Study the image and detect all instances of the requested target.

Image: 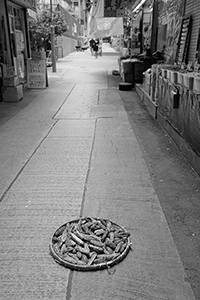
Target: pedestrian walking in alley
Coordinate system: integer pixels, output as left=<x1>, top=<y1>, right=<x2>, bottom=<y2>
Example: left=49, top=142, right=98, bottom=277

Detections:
left=98, top=38, right=103, bottom=56
left=93, top=38, right=99, bottom=58
left=89, top=38, right=95, bottom=55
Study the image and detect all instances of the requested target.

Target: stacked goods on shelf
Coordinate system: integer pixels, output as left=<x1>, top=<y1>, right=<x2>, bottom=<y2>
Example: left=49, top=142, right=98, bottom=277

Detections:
left=159, top=62, right=200, bottom=93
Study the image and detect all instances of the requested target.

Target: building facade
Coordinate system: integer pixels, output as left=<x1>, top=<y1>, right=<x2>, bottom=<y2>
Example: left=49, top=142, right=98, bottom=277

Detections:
left=134, top=0, right=200, bottom=176
left=37, top=0, right=85, bottom=57
left=0, top=0, right=36, bottom=102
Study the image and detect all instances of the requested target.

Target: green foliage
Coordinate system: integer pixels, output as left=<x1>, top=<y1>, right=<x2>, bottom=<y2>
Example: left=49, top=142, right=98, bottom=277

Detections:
left=29, top=6, right=67, bottom=51
left=123, top=4, right=133, bottom=37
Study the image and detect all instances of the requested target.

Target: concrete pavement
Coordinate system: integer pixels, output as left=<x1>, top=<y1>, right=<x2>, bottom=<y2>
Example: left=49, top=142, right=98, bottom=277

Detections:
left=0, top=44, right=196, bottom=299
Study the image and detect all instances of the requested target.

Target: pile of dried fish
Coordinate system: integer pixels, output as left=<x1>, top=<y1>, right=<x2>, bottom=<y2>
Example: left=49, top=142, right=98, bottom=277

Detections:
left=50, top=217, right=131, bottom=270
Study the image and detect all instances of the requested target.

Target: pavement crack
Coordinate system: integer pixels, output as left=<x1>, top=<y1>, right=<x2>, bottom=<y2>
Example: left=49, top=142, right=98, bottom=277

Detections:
left=97, top=89, right=100, bottom=105
left=0, top=120, right=59, bottom=204
left=65, top=119, right=97, bottom=299
left=52, top=83, right=76, bottom=119
left=66, top=270, right=74, bottom=300
left=79, top=118, right=97, bottom=218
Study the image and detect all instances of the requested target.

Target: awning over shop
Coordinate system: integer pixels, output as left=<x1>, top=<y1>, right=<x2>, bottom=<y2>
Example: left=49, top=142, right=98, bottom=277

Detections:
left=9, top=0, right=36, bottom=11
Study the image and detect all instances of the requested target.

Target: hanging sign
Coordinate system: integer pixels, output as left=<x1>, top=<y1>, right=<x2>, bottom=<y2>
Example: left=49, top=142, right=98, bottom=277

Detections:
left=27, top=59, right=46, bottom=89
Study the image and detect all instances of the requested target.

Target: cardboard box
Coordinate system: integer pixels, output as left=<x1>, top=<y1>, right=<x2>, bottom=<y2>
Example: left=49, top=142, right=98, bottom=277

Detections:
left=2, top=64, right=15, bottom=77
left=121, top=61, right=134, bottom=83
left=31, top=51, right=46, bottom=60
left=3, top=84, right=23, bottom=102
left=3, top=76, right=19, bottom=87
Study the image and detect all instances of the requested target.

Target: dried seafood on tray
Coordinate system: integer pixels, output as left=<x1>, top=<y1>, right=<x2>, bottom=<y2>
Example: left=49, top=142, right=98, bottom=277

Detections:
left=49, top=217, right=131, bottom=271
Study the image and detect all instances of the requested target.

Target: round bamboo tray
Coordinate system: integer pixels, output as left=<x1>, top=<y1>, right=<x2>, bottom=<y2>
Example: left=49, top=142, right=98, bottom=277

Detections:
left=50, top=217, right=131, bottom=271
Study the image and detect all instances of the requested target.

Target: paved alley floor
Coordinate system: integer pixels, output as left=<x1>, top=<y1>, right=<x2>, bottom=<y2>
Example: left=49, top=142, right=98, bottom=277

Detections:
left=0, top=44, right=196, bottom=300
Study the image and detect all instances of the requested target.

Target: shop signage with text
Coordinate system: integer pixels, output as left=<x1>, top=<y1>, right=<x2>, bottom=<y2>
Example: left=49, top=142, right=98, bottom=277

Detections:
left=27, top=60, right=46, bottom=89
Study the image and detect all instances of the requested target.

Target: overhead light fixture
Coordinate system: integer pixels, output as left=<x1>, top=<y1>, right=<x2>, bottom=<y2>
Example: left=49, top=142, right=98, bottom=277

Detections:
left=133, top=0, right=147, bottom=12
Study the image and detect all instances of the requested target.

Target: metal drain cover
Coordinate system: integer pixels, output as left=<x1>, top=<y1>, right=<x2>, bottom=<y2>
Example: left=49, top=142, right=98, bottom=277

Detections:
left=50, top=217, right=131, bottom=271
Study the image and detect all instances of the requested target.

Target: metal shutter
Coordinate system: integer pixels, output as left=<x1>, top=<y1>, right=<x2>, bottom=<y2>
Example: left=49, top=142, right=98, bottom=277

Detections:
left=184, top=0, right=200, bottom=62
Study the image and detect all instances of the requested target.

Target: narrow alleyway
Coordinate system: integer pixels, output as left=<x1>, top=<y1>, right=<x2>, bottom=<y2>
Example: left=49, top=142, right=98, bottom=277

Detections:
left=0, top=44, right=199, bottom=300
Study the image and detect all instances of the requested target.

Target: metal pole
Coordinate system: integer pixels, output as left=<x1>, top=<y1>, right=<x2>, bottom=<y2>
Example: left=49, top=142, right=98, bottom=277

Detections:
left=50, top=0, right=56, bottom=72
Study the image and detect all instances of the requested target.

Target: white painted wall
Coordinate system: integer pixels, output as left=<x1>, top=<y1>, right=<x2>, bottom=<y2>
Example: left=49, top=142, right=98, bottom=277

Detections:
left=56, top=35, right=77, bottom=57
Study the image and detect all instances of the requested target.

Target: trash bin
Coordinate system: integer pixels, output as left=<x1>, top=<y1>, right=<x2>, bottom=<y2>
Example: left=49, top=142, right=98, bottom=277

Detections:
left=132, top=61, right=144, bottom=84
left=121, top=60, right=134, bottom=83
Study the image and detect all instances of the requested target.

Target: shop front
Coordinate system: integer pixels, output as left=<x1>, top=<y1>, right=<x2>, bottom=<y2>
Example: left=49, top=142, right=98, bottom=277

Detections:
left=135, top=0, right=200, bottom=176
left=7, top=1, right=29, bottom=82
left=0, top=0, right=11, bottom=101
left=130, top=0, right=153, bottom=56
left=118, top=0, right=158, bottom=88
left=0, top=0, right=36, bottom=102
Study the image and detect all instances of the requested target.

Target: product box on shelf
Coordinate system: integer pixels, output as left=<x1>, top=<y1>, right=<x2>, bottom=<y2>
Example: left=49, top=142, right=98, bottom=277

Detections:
left=182, top=73, right=194, bottom=90
left=167, top=70, right=172, bottom=81
left=3, top=84, right=23, bottom=102
left=161, top=68, right=167, bottom=78
left=177, top=72, right=183, bottom=85
left=3, top=76, right=19, bottom=87
left=143, top=71, right=151, bottom=95
left=171, top=71, right=178, bottom=84
left=193, top=76, right=200, bottom=94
